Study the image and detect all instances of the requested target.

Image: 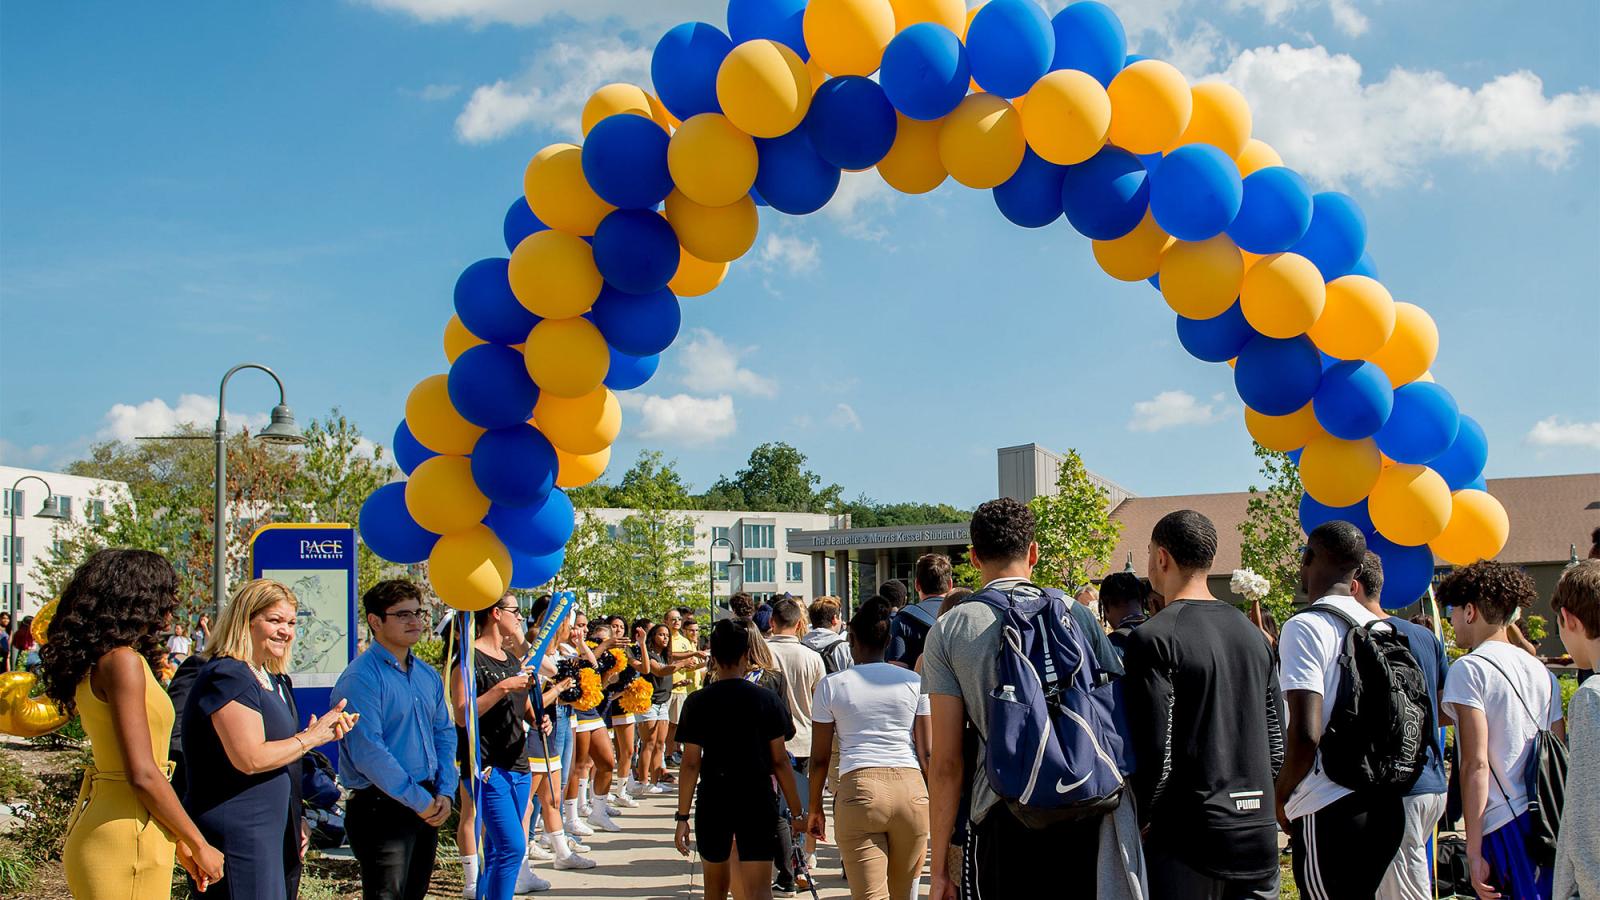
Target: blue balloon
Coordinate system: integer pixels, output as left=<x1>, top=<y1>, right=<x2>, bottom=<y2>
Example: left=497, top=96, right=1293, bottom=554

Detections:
left=1290, top=192, right=1367, bottom=280
left=806, top=76, right=897, bottom=170
left=1137, top=151, right=1163, bottom=176
left=1463, top=475, right=1489, bottom=493
left=1149, top=144, right=1243, bottom=242
left=1234, top=334, right=1323, bottom=416
left=753, top=130, right=840, bottom=215
left=1125, top=53, right=1148, bottom=65
left=652, top=22, right=732, bottom=120
left=1175, top=301, right=1256, bottom=363
left=1367, top=532, right=1437, bottom=609
left=454, top=258, right=538, bottom=345
left=471, top=425, right=559, bottom=509
left=510, top=547, right=566, bottom=590
left=359, top=482, right=438, bottom=564
left=503, top=196, right=547, bottom=253
left=880, top=23, right=971, bottom=121
left=486, top=489, right=575, bottom=557
left=393, top=420, right=438, bottom=476
left=1298, top=494, right=1375, bottom=536
left=604, top=347, right=661, bottom=391
left=590, top=284, right=682, bottom=357
left=1049, top=1, right=1126, bottom=87
left=1376, top=382, right=1461, bottom=465
left=582, top=114, right=673, bottom=210
left=1061, top=146, right=1149, bottom=240
left=1348, top=251, right=1380, bottom=279
left=593, top=209, right=680, bottom=295
left=749, top=186, right=768, bottom=207
left=727, top=0, right=808, bottom=57
left=1287, top=447, right=1303, bottom=465
left=1429, top=414, right=1488, bottom=490
left=967, top=0, right=1054, bottom=98
left=447, top=344, right=539, bottom=430
left=1227, top=166, right=1313, bottom=254
left=993, top=149, right=1068, bottom=228
left=1313, top=360, right=1394, bottom=440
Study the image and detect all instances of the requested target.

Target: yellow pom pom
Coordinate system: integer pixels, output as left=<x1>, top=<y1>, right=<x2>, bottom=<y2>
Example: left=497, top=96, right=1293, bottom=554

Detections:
left=938, top=93, right=1025, bottom=189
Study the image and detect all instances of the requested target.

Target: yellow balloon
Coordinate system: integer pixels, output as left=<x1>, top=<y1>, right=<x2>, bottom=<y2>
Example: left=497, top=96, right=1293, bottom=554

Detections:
left=669, top=114, right=759, bottom=207
left=0, top=672, right=70, bottom=738
left=938, top=93, right=1025, bottom=189
left=804, top=0, right=896, bottom=76
left=1431, top=489, right=1510, bottom=565
left=1235, top=138, right=1283, bottom=176
left=1092, top=210, right=1173, bottom=282
left=429, top=525, right=513, bottom=612
left=1021, top=70, right=1111, bottom=165
left=664, top=190, right=759, bottom=263
left=31, top=599, right=58, bottom=645
left=1309, top=275, right=1397, bottom=360
left=1368, top=463, right=1453, bottom=547
left=877, top=113, right=947, bottom=194
left=405, top=375, right=485, bottom=456
left=555, top=445, right=612, bottom=488
left=1107, top=60, right=1192, bottom=155
left=1368, top=302, right=1439, bottom=388
left=645, top=92, right=680, bottom=132
left=581, top=83, right=655, bottom=136
left=1159, top=236, right=1244, bottom=320
left=1245, top=403, right=1323, bottom=452
left=444, top=314, right=486, bottom=364
left=963, top=2, right=983, bottom=38
left=534, top=386, right=623, bottom=455
left=891, top=0, right=965, bottom=31
left=405, top=455, right=490, bottom=535
left=1240, top=252, right=1326, bottom=338
left=1177, top=81, right=1252, bottom=158
left=668, top=244, right=730, bottom=297
left=717, top=40, right=813, bottom=139
left=523, top=143, right=614, bottom=236
left=523, top=317, right=609, bottom=398
left=1299, top=434, right=1383, bottom=508
left=507, top=229, right=603, bottom=319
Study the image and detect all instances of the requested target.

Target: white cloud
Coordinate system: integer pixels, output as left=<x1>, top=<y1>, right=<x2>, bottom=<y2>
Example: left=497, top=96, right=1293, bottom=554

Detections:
left=1525, top=416, right=1600, bottom=451
left=416, top=83, right=461, bottom=101
left=757, top=232, right=821, bottom=275
left=0, top=439, right=56, bottom=467
left=619, top=392, right=737, bottom=445
left=361, top=0, right=719, bottom=28
left=1128, top=391, right=1232, bottom=432
left=1217, top=44, right=1600, bottom=188
left=677, top=329, right=778, bottom=397
left=822, top=171, right=897, bottom=240
left=455, top=39, right=651, bottom=143
left=1327, top=0, right=1369, bottom=36
left=97, top=394, right=269, bottom=444
left=828, top=403, right=863, bottom=432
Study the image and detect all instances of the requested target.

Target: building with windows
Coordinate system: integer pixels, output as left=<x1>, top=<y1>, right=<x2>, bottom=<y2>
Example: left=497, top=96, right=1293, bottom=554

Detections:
left=1, top=465, right=130, bottom=616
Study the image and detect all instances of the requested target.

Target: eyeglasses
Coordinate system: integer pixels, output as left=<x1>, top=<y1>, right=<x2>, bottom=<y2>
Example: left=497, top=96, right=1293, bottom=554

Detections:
left=379, top=609, right=425, bottom=623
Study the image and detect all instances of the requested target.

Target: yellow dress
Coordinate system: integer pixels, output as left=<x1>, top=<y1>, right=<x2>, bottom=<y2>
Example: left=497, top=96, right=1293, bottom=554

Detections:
left=63, top=654, right=178, bottom=900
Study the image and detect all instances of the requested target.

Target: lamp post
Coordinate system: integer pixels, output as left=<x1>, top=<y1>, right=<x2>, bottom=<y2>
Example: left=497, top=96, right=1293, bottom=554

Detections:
left=6, top=475, right=69, bottom=617
left=709, top=535, right=742, bottom=624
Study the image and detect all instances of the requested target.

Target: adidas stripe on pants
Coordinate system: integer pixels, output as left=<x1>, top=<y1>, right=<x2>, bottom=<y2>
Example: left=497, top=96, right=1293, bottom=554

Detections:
left=1291, top=791, right=1405, bottom=900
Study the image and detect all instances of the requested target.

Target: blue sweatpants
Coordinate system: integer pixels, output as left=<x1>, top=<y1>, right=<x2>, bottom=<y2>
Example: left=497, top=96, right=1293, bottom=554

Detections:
left=1483, top=810, right=1553, bottom=900
left=477, top=767, right=531, bottom=900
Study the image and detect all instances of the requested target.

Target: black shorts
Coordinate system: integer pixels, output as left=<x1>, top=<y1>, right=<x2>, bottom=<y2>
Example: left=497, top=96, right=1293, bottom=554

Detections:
left=695, top=792, right=779, bottom=864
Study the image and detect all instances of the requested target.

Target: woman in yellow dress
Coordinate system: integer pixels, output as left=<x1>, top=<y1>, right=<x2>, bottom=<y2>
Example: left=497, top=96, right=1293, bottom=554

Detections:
left=39, top=548, right=226, bottom=898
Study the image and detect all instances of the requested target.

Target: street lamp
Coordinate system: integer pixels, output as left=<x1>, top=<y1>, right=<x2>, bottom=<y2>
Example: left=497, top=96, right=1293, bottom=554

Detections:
left=709, top=535, right=743, bottom=624
left=7, top=475, right=69, bottom=616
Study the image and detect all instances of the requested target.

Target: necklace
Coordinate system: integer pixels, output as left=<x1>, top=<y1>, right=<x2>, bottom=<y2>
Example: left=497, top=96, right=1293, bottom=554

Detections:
left=249, top=661, right=275, bottom=692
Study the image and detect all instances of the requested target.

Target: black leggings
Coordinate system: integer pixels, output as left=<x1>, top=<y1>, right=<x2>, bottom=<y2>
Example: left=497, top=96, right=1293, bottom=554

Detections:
left=1290, top=791, right=1404, bottom=900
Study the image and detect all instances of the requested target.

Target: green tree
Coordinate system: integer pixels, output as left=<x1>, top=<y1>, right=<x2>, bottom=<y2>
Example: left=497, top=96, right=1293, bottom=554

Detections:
left=1237, top=442, right=1304, bottom=622
left=288, top=411, right=396, bottom=594
left=841, top=496, right=970, bottom=527
left=1028, top=449, right=1122, bottom=592
left=702, top=442, right=842, bottom=513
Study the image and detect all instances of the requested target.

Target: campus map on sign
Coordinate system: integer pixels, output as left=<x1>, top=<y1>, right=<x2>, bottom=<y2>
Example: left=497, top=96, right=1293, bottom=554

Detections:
left=264, top=568, right=349, bottom=678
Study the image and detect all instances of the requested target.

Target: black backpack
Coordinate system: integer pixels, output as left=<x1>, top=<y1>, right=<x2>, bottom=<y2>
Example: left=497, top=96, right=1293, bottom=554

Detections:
left=810, top=635, right=847, bottom=675
left=1479, top=654, right=1568, bottom=868
left=1293, top=604, right=1430, bottom=792
left=890, top=602, right=938, bottom=667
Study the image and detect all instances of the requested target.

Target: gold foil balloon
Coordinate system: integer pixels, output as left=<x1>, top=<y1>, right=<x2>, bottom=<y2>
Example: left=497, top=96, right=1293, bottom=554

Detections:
left=31, top=598, right=58, bottom=645
left=0, top=671, right=70, bottom=738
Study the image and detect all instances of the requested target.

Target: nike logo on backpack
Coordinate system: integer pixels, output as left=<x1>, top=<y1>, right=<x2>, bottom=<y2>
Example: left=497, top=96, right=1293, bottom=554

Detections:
left=1056, top=773, right=1091, bottom=794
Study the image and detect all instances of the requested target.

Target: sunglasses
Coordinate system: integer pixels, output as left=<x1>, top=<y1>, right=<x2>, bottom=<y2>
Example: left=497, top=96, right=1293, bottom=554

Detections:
left=377, top=609, right=425, bottom=623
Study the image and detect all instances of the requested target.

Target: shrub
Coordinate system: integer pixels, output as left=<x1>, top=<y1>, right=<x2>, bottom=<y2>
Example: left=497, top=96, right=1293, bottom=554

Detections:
left=0, top=840, right=36, bottom=896
left=0, top=755, right=31, bottom=805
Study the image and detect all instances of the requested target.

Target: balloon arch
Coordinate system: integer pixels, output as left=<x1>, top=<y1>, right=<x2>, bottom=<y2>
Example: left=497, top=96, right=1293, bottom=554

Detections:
left=358, top=0, right=1508, bottom=613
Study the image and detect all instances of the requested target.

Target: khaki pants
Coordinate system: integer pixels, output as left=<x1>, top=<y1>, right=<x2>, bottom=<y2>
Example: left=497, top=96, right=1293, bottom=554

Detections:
left=833, top=767, right=930, bottom=900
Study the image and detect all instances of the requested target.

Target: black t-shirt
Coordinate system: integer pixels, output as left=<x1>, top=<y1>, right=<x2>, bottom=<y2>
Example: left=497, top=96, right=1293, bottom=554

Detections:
left=456, top=648, right=529, bottom=773
left=648, top=647, right=672, bottom=704
left=1121, top=600, right=1284, bottom=879
left=675, top=677, right=792, bottom=807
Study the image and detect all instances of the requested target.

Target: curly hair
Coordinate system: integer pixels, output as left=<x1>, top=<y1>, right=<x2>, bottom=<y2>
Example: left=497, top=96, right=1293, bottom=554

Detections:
left=970, top=498, right=1035, bottom=564
left=39, top=549, right=179, bottom=715
left=1436, top=560, right=1536, bottom=625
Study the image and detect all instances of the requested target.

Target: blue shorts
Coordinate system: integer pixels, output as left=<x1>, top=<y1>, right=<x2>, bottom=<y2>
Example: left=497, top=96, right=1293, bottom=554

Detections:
left=637, top=700, right=669, bottom=723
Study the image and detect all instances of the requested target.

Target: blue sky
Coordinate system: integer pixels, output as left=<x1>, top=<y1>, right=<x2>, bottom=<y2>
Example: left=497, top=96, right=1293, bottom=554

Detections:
left=2, top=0, right=1597, bottom=509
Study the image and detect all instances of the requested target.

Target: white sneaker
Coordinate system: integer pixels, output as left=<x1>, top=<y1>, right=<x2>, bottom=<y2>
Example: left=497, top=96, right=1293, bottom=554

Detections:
left=548, top=833, right=591, bottom=854
left=625, top=777, right=646, bottom=795
left=462, top=882, right=478, bottom=900
left=525, top=838, right=554, bottom=861
left=514, top=860, right=550, bottom=894
left=611, top=791, right=639, bottom=809
left=647, top=782, right=673, bottom=795
left=603, top=797, right=623, bottom=816
left=579, top=801, right=593, bottom=818
left=565, top=815, right=595, bottom=837
left=587, top=803, right=622, bottom=833
left=554, top=851, right=597, bottom=870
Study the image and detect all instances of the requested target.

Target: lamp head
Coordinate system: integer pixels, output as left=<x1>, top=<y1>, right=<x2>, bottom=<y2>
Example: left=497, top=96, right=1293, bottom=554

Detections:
left=257, top=404, right=304, bottom=445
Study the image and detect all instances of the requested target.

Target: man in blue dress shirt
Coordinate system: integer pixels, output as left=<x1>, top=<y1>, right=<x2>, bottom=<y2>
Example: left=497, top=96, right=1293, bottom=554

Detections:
left=333, top=579, right=458, bottom=900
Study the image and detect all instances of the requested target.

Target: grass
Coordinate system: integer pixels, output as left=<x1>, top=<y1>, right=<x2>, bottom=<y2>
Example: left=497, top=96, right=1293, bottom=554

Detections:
left=0, top=842, right=35, bottom=897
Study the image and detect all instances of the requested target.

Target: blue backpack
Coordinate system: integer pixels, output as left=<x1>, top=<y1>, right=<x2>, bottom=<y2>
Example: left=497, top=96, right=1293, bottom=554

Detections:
left=976, top=582, right=1132, bottom=827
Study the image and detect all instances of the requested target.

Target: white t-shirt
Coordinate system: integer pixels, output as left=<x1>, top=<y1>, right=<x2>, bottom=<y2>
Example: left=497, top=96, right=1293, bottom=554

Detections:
left=1277, top=595, right=1388, bottom=820
left=810, top=662, right=929, bottom=776
left=166, top=634, right=192, bottom=657
left=1442, top=640, right=1564, bottom=835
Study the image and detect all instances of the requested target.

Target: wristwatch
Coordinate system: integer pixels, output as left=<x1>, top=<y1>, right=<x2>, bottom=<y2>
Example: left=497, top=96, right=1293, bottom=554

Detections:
left=674, top=812, right=691, bottom=822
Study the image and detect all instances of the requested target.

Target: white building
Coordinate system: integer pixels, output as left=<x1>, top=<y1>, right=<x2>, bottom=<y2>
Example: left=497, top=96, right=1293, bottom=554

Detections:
left=1, top=465, right=130, bottom=616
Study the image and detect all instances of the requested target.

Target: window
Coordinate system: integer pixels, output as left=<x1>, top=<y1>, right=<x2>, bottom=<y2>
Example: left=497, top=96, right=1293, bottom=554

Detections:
left=714, top=561, right=730, bottom=582
left=605, top=524, right=619, bottom=541
left=711, top=526, right=730, bottom=544
left=744, top=558, right=776, bottom=583
left=0, top=536, right=21, bottom=564
left=786, top=561, right=804, bottom=582
left=680, top=524, right=696, bottom=547
left=52, top=495, right=73, bottom=520
left=0, top=489, right=20, bottom=517
left=52, top=539, right=69, bottom=557
left=743, top=524, right=774, bottom=549
left=88, top=499, right=107, bottom=524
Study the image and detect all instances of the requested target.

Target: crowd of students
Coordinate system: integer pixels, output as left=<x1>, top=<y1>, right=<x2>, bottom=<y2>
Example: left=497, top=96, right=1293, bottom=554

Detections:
left=28, top=510, right=1600, bottom=900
